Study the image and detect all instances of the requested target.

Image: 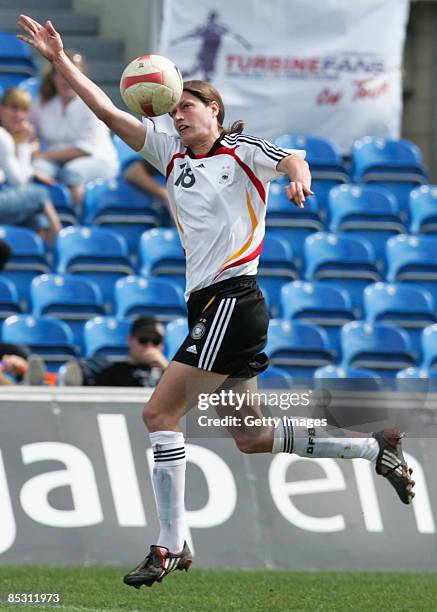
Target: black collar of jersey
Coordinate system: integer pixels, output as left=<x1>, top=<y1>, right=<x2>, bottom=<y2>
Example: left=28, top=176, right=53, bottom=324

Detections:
left=186, top=134, right=224, bottom=159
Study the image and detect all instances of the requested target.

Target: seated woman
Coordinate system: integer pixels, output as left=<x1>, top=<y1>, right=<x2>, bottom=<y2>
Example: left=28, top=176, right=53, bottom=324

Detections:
left=0, top=88, right=61, bottom=242
left=31, top=50, right=119, bottom=208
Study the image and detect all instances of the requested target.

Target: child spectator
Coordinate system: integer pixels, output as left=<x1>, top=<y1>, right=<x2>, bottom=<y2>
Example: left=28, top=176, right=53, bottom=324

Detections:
left=0, top=88, right=61, bottom=242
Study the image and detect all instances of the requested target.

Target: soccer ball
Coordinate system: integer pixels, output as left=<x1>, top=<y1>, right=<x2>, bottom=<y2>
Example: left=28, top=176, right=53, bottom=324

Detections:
left=119, top=54, right=183, bottom=117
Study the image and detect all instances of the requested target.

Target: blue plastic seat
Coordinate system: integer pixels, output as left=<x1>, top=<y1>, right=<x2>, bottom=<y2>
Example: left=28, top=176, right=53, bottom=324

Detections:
left=363, top=282, right=436, bottom=358
left=409, top=185, right=437, bottom=235
left=340, top=321, right=415, bottom=377
left=266, top=183, right=323, bottom=267
left=0, top=276, right=21, bottom=320
left=0, top=33, right=36, bottom=88
left=83, top=316, right=131, bottom=360
left=82, top=179, right=160, bottom=251
left=257, top=366, right=294, bottom=389
left=266, top=320, right=333, bottom=378
left=1, top=314, right=76, bottom=371
left=396, top=366, right=437, bottom=392
left=313, top=365, right=383, bottom=391
left=422, top=324, right=437, bottom=369
left=139, top=228, right=186, bottom=291
left=352, top=137, right=427, bottom=217
left=258, top=233, right=298, bottom=318
left=43, top=182, right=77, bottom=226
left=386, top=234, right=437, bottom=303
left=352, top=137, right=426, bottom=178
left=115, top=275, right=186, bottom=321
left=0, top=225, right=50, bottom=310
left=18, top=76, right=41, bottom=99
left=31, top=274, right=105, bottom=354
left=56, top=226, right=133, bottom=307
left=280, top=280, right=354, bottom=357
left=112, top=135, right=141, bottom=171
left=304, top=232, right=380, bottom=316
left=328, top=184, right=404, bottom=268
left=164, top=317, right=188, bottom=360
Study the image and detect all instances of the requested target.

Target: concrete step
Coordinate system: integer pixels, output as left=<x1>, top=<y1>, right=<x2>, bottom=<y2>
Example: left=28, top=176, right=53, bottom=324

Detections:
left=62, top=36, right=124, bottom=60
left=0, top=0, right=72, bottom=9
left=1, top=10, right=98, bottom=35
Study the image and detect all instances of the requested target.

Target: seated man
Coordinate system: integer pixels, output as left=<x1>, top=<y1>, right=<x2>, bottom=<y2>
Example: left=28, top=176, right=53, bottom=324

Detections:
left=63, top=316, right=168, bottom=386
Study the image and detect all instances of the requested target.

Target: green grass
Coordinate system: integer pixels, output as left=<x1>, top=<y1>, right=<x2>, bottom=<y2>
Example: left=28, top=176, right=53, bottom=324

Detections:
left=0, top=567, right=436, bottom=611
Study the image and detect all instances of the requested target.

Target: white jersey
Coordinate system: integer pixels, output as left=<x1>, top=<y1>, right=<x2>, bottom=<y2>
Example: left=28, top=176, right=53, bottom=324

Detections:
left=139, top=119, right=306, bottom=299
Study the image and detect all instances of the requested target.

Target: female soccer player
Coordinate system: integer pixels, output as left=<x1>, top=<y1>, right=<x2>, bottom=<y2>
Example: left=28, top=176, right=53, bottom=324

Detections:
left=18, top=14, right=415, bottom=589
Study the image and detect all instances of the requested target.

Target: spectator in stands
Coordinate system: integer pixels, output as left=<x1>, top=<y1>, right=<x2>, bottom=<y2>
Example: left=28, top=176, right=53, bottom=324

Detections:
left=0, top=345, right=45, bottom=386
left=30, top=50, right=119, bottom=209
left=124, top=158, right=170, bottom=212
left=62, top=316, right=168, bottom=386
left=0, top=88, right=62, bottom=242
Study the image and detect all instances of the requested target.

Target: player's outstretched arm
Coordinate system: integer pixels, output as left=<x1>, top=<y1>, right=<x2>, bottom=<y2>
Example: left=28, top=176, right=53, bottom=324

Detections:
left=17, top=15, right=147, bottom=151
left=276, top=155, right=314, bottom=208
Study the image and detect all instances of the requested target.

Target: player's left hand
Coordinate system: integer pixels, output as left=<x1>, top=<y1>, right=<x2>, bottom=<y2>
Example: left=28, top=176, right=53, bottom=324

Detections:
left=285, top=181, right=314, bottom=208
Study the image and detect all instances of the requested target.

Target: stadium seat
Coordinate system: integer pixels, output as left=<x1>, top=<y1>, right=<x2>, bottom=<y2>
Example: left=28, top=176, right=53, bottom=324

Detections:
left=0, top=276, right=21, bottom=321
left=82, top=179, right=160, bottom=252
left=351, top=137, right=427, bottom=218
left=386, top=234, right=437, bottom=303
left=257, top=366, right=294, bottom=389
left=266, top=184, right=323, bottom=267
left=43, top=182, right=77, bottom=227
left=164, top=317, right=188, bottom=360
left=0, top=225, right=50, bottom=310
left=83, top=316, right=131, bottom=360
left=112, top=134, right=141, bottom=171
left=30, top=274, right=105, bottom=354
left=274, top=134, right=349, bottom=208
left=396, top=366, right=437, bottom=392
left=2, top=314, right=76, bottom=371
left=0, top=32, right=36, bottom=89
left=258, top=233, right=298, bottom=317
left=313, top=365, right=383, bottom=390
left=55, top=226, right=134, bottom=308
left=266, top=320, right=334, bottom=378
left=280, top=280, right=355, bottom=357
left=304, top=232, right=380, bottom=316
left=138, top=228, right=186, bottom=291
left=18, top=75, right=41, bottom=99
left=114, top=275, right=186, bottom=321
left=363, top=282, right=436, bottom=358
left=340, top=321, right=415, bottom=377
left=328, top=184, right=405, bottom=268
left=421, top=324, right=437, bottom=369
left=409, top=185, right=437, bottom=235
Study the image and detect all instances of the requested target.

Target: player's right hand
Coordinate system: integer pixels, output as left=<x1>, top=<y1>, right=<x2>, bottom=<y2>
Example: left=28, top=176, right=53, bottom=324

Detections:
left=17, top=15, right=64, bottom=62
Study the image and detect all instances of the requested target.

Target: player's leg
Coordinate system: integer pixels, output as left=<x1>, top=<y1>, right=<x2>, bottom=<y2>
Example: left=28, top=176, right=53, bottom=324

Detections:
left=124, top=360, right=228, bottom=589
left=222, top=376, right=415, bottom=505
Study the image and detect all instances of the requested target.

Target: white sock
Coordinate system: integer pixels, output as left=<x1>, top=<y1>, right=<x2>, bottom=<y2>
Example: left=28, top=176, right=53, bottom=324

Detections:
left=272, top=419, right=379, bottom=462
left=149, top=430, right=186, bottom=553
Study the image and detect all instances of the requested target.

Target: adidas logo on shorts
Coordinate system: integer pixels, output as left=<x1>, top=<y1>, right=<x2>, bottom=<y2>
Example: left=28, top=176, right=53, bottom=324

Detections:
left=186, top=345, right=198, bottom=354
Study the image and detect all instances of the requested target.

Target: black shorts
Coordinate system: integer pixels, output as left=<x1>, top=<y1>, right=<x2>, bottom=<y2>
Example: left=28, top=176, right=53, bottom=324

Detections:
left=173, top=275, right=270, bottom=378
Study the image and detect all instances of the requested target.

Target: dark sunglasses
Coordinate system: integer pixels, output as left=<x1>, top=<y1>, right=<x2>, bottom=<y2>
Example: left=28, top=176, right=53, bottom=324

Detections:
left=135, top=335, right=162, bottom=346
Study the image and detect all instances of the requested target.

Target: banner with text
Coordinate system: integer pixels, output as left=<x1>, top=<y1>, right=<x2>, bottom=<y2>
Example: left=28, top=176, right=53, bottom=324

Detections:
left=160, top=0, right=410, bottom=153
left=0, top=388, right=435, bottom=569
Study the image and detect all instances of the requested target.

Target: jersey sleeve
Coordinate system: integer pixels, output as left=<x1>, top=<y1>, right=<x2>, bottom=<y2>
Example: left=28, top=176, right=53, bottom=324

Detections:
left=234, top=135, right=306, bottom=183
left=138, top=118, right=182, bottom=176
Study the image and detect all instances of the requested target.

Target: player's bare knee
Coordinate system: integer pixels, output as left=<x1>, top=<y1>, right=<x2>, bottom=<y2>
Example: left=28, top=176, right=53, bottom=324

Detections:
left=142, top=400, right=163, bottom=430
